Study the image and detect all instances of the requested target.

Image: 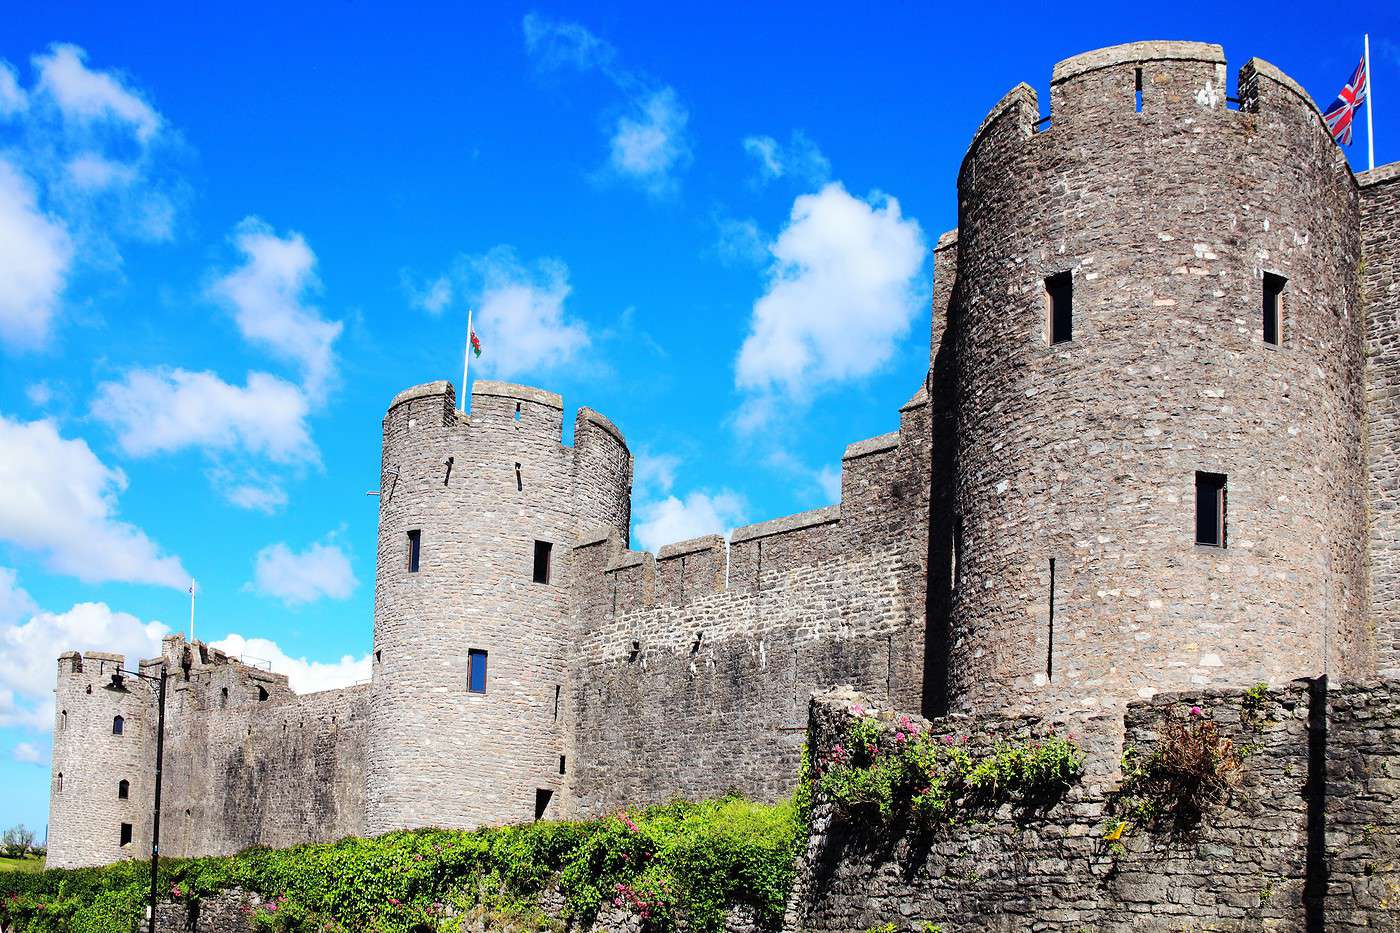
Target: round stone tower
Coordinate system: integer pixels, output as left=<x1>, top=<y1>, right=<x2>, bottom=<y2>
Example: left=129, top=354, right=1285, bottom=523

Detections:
left=47, top=650, right=158, bottom=868
left=365, top=379, right=630, bottom=833
left=945, top=42, right=1370, bottom=716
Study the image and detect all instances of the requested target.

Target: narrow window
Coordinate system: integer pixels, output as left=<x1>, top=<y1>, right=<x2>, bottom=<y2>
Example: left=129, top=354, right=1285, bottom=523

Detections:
left=257, top=685, right=268, bottom=702
left=515, top=462, right=523, bottom=492
left=553, top=685, right=560, bottom=720
left=56, top=772, right=62, bottom=794
left=375, top=650, right=382, bottom=664
left=1134, top=67, right=1143, bottom=112
left=534, top=788, right=554, bottom=820
left=559, top=755, right=567, bottom=775
left=532, top=540, right=553, bottom=584
left=119, top=822, right=133, bottom=847
left=112, top=715, right=124, bottom=736
left=60, top=710, right=66, bottom=731
left=1263, top=273, right=1286, bottom=346
left=406, top=529, right=421, bottom=573
left=1045, top=272, right=1073, bottom=344
left=468, top=648, right=488, bottom=694
left=514, top=401, right=522, bottom=422
left=118, top=779, right=129, bottom=800
left=1195, top=472, right=1227, bottom=547
left=1046, top=558, right=1056, bottom=681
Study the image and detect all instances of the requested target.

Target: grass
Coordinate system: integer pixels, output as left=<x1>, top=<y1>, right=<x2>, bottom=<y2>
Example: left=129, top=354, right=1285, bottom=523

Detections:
left=0, top=855, right=45, bottom=874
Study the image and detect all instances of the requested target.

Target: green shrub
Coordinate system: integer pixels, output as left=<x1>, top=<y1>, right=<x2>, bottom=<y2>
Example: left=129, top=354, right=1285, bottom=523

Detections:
left=0, top=797, right=797, bottom=933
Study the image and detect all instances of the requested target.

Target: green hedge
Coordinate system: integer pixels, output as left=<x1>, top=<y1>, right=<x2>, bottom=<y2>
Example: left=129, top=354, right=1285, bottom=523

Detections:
left=0, top=796, right=797, bottom=933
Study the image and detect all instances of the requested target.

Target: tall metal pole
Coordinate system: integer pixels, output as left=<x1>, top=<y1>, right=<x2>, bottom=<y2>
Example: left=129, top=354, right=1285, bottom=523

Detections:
left=1365, top=33, right=1375, bottom=172
left=147, top=668, right=167, bottom=933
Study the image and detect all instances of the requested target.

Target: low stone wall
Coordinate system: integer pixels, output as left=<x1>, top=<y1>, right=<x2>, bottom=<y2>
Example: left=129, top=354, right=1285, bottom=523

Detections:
left=788, top=679, right=1400, bottom=932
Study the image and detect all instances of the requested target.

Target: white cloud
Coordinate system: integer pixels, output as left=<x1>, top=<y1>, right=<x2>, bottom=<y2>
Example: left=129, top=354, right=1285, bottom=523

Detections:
left=633, top=450, right=680, bottom=497
left=223, top=481, right=289, bottom=514
left=609, top=89, right=690, bottom=195
left=742, top=131, right=830, bottom=188
left=459, top=247, right=588, bottom=379
left=93, top=367, right=317, bottom=465
left=209, top=218, right=342, bottom=392
left=403, top=272, right=453, bottom=315
left=0, top=597, right=169, bottom=730
left=713, top=215, right=767, bottom=267
left=0, top=157, right=73, bottom=351
left=522, top=13, right=619, bottom=77
left=13, top=742, right=44, bottom=765
left=635, top=490, right=747, bottom=553
left=65, top=152, right=137, bottom=191
left=251, top=537, right=357, bottom=606
left=815, top=466, right=842, bottom=503
left=0, top=416, right=188, bottom=588
left=0, top=568, right=37, bottom=627
left=735, top=182, right=925, bottom=425
left=209, top=633, right=369, bottom=694
left=33, top=43, right=161, bottom=143
left=0, top=61, right=27, bottom=117
left=25, top=382, right=52, bottom=407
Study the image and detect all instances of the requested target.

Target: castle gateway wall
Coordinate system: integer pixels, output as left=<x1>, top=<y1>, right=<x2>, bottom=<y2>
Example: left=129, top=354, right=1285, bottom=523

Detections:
left=565, top=390, right=932, bottom=816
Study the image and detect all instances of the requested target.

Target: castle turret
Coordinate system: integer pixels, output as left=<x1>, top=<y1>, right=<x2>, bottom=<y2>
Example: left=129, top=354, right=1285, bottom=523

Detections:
left=365, top=380, right=630, bottom=832
left=943, top=42, right=1370, bottom=716
left=47, top=650, right=159, bottom=868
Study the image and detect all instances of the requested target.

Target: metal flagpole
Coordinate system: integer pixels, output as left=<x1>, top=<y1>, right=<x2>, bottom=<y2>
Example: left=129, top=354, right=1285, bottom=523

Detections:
left=188, top=579, right=196, bottom=642
left=1366, top=33, right=1375, bottom=172
left=461, top=307, right=473, bottom=413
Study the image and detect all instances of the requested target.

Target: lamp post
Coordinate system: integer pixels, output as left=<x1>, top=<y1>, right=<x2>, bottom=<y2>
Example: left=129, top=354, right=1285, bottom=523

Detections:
left=104, top=664, right=168, bottom=933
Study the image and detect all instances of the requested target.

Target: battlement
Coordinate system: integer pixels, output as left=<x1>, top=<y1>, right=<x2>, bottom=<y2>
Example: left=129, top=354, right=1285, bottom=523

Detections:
left=959, top=42, right=1355, bottom=193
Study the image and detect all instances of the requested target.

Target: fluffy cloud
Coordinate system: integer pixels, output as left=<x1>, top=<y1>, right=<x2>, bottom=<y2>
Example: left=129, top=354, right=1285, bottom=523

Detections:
left=222, top=481, right=289, bottom=514
left=0, top=595, right=169, bottom=730
left=0, top=61, right=26, bottom=116
left=522, top=14, right=691, bottom=195
left=634, top=490, right=747, bottom=553
left=713, top=215, right=767, bottom=267
left=93, top=368, right=317, bottom=464
left=403, top=272, right=453, bottom=315
left=609, top=89, right=690, bottom=195
left=0, top=416, right=188, bottom=588
left=735, top=182, right=925, bottom=424
left=0, top=157, right=73, bottom=350
left=0, top=568, right=37, bottom=628
left=208, top=218, right=342, bottom=393
left=742, top=131, right=830, bottom=188
left=251, top=537, right=357, bottom=607
left=13, top=741, right=45, bottom=764
left=209, top=633, right=369, bottom=694
left=633, top=450, right=680, bottom=497
left=32, top=43, right=161, bottom=142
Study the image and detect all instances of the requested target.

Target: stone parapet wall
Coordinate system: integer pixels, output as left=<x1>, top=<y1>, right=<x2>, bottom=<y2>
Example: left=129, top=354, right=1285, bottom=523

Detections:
left=789, top=679, right=1400, bottom=932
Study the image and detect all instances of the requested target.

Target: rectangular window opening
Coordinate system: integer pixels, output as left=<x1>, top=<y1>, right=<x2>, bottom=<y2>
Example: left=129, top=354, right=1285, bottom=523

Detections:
left=534, top=788, right=554, bottom=821
left=514, top=401, right=522, bottom=422
left=532, top=540, right=553, bottom=584
left=119, top=822, right=133, bottom=847
left=1195, top=472, right=1227, bottom=547
left=553, top=684, right=560, bottom=720
left=515, top=462, right=523, bottom=492
left=406, top=529, right=421, bottom=573
left=1046, top=558, right=1056, bottom=681
left=1134, top=67, right=1143, bottom=112
left=559, top=755, right=566, bottom=775
left=1263, top=272, right=1286, bottom=346
left=468, top=648, right=488, bottom=694
left=1045, top=271, right=1073, bottom=344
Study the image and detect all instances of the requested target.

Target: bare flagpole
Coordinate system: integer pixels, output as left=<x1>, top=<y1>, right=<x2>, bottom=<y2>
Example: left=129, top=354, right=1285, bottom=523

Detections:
left=467, top=305, right=478, bottom=411
left=188, top=579, right=196, bottom=642
left=1366, top=33, right=1375, bottom=172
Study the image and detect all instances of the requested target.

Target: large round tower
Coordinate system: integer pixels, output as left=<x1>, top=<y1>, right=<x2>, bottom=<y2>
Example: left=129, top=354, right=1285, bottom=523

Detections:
left=365, top=380, right=630, bottom=833
left=945, top=42, right=1370, bottom=715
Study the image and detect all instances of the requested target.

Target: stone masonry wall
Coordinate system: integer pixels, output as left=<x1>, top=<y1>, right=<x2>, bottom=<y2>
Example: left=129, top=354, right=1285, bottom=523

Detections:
left=789, top=679, right=1400, bottom=932
left=948, top=41, right=1371, bottom=719
left=567, top=391, right=931, bottom=816
left=1362, top=163, right=1400, bottom=676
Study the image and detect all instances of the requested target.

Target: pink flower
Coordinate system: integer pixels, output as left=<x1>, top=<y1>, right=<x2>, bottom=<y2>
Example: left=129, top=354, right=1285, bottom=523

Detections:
left=895, top=732, right=908, bottom=744
left=850, top=703, right=866, bottom=716
left=941, top=734, right=955, bottom=745
left=389, top=898, right=400, bottom=907
left=1189, top=705, right=1203, bottom=718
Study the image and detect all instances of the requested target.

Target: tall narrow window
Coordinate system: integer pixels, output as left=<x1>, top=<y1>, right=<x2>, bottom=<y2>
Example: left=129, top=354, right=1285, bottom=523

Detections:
left=534, top=788, right=554, bottom=820
left=1195, top=472, right=1227, bottom=547
left=533, top=540, right=553, bottom=584
left=1263, top=273, right=1286, bottom=346
left=1134, top=67, right=1143, bottom=112
left=118, top=779, right=129, bottom=800
left=559, top=755, right=567, bottom=775
left=56, top=773, right=62, bottom=794
left=119, top=822, right=133, bottom=846
left=514, top=401, right=522, bottom=422
left=406, top=529, right=421, bottom=573
left=515, top=462, right=523, bottom=492
left=553, top=685, right=561, bottom=720
left=468, top=648, right=488, bottom=694
left=112, top=715, right=124, bottom=736
left=60, top=710, right=66, bottom=731
left=1045, top=272, right=1073, bottom=344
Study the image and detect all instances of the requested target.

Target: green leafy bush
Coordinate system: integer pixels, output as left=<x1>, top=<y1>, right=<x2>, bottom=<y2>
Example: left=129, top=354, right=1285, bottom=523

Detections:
left=0, top=796, right=797, bottom=933
left=810, top=708, right=1084, bottom=826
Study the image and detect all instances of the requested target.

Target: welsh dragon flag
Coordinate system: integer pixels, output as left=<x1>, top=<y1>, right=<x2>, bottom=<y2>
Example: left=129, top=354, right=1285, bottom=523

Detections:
left=469, top=327, right=481, bottom=358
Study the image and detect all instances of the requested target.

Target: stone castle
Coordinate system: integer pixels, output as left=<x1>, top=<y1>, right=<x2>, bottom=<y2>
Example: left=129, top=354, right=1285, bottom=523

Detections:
left=46, top=40, right=1400, bottom=870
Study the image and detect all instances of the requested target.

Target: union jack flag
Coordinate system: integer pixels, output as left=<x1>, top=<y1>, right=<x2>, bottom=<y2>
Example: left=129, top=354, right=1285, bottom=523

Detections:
left=1323, top=57, right=1368, bottom=145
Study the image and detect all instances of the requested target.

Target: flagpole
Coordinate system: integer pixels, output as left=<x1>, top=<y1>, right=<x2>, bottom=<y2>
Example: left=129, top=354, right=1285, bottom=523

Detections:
left=188, top=579, right=196, bottom=643
left=1366, top=33, right=1375, bottom=172
left=461, top=307, right=473, bottom=413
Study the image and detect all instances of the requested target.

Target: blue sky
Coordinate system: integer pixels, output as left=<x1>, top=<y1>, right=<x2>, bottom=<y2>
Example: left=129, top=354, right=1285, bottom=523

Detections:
left=1, top=1, right=1397, bottom=838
